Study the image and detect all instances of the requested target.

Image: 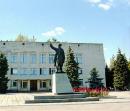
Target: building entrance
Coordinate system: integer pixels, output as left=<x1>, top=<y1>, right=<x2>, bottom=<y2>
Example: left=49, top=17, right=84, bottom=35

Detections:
left=30, top=80, right=37, bottom=91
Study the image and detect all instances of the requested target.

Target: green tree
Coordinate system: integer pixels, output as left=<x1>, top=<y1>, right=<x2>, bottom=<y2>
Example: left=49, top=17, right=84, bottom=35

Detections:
left=15, top=34, right=36, bottom=42
left=128, top=60, right=130, bottom=70
left=110, top=55, right=115, bottom=71
left=128, top=60, right=130, bottom=89
left=15, top=34, right=29, bottom=41
left=105, top=65, right=112, bottom=88
left=89, top=68, right=99, bottom=81
left=64, top=46, right=80, bottom=88
left=0, top=53, right=9, bottom=93
left=88, top=68, right=104, bottom=88
left=106, top=56, right=116, bottom=89
left=113, top=49, right=129, bottom=90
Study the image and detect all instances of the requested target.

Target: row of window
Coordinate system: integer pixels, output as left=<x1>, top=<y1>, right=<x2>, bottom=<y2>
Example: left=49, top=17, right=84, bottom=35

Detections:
left=10, top=68, right=83, bottom=75
left=11, top=79, right=84, bottom=88
left=6, top=54, right=53, bottom=64
left=6, top=53, right=82, bottom=64
left=11, top=80, right=47, bottom=88
left=11, top=68, right=56, bottom=75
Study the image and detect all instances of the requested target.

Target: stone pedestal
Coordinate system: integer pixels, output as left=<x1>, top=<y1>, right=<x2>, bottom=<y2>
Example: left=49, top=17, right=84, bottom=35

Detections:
left=52, top=73, right=73, bottom=94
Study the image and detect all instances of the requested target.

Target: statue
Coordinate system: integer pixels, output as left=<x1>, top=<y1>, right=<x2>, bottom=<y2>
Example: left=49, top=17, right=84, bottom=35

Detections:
left=50, top=43, right=65, bottom=73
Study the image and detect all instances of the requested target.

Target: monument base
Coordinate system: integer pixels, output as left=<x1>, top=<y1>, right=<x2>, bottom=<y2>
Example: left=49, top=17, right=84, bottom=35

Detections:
left=52, top=73, right=73, bottom=94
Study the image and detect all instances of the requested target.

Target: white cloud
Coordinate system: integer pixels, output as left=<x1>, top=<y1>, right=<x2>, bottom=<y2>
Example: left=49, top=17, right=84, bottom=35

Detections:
left=98, top=3, right=112, bottom=10
left=86, top=0, right=112, bottom=10
left=42, top=27, right=65, bottom=37
left=87, top=0, right=101, bottom=4
left=85, top=0, right=130, bottom=11
left=55, top=27, right=65, bottom=35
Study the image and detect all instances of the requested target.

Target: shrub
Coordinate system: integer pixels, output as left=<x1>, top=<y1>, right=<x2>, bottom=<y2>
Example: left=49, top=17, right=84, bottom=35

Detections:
left=73, top=87, right=109, bottom=97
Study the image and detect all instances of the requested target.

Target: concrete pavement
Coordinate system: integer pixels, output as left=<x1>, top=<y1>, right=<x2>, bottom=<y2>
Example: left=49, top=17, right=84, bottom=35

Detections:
left=0, top=91, right=130, bottom=111
left=0, top=92, right=53, bottom=106
left=0, top=91, right=130, bottom=106
left=0, top=102, right=130, bottom=111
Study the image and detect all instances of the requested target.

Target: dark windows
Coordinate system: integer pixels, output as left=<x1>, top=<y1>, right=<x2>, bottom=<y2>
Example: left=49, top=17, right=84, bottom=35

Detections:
left=11, top=68, right=18, bottom=75
left=40, top=81, right=46, bottom=88
left=11, top=80, right=17, bottom=87
left=49, top=68, right=56, bottom=75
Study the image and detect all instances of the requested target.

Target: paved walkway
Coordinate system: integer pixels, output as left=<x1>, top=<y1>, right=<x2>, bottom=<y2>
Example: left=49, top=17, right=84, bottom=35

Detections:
left=0, top=91, right=130, bottom=106
left=0, top=92, right=53, bottom=106
left=0, top=93, right=32, bottom=106
left=0, top=91, right=130, bottom=111
left=1, top=102, right=130, bottom=111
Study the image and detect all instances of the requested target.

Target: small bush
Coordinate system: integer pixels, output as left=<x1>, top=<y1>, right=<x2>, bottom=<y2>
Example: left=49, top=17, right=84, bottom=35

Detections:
left=73, top=87, right=109, bottom=97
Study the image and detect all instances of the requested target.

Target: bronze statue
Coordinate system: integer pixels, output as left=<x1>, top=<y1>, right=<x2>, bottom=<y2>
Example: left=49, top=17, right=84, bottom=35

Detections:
left=50, top=43, right=65, bottom=73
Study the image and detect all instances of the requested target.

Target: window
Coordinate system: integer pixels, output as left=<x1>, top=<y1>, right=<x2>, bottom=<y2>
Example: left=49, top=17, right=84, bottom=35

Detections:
left=49, top=54, right=55, bottom=64
left=19, top=68, right=39, bottom=75
left=75, top=53, right=82, bottom=64
left=30, top=53, right=36, bottom=64
left=23, top=82, right=27, bottom=88
left=40, top=54, right=46, bottom=64
left=49, top=68, right=56, bottom=75
left=79, top=79, right=83, bottom=86
left=10, top=54, right=17, bottom=63
left=40, top=81, right=46, bottom=88
left=49, top=80, right=51, bottom=86
left=11, top=68, right=18, bottom=75
left=19, top=69, right=25, bottom=75
left=40, top=68, right=49, bottom=75
left=21, top=81, right=28, bottom=88
left=78, top=68, right=83, bottom=74
left=26, top=68, right=33, bottom=75
left=31, top=68, right=39, bottom=75
left=20, top=53, right=28, bottom=64
left=11, top=80, right=17, bottom=87
left=19, top=69, right=29, bottom=75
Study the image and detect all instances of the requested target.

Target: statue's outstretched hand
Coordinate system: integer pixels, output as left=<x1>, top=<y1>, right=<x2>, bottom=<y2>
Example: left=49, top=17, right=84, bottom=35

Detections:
left=49, top=42, right=52, bottom=46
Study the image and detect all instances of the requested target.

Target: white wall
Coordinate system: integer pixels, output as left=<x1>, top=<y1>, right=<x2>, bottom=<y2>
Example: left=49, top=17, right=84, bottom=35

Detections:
left=0, top=41, right=106, bottom=90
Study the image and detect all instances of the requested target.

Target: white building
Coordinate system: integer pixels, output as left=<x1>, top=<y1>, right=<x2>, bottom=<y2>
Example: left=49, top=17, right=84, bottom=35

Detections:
left=0, top=41, right=106, bottom=92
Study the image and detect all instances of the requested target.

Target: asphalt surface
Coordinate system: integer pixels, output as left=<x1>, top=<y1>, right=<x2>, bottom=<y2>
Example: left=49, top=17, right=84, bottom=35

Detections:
left=0, top=91, right=130, bottom=111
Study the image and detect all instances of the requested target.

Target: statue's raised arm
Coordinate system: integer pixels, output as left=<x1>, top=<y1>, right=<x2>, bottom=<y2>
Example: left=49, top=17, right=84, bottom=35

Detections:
left=50, top=43, right=58, bottom=52
left=50, top=43, right=65, bottom=73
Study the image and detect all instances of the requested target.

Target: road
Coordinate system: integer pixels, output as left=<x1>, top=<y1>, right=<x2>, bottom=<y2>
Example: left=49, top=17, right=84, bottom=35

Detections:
left=0, top=102, right=130, bottom=111
left=0, top=91, right=130, bottom=111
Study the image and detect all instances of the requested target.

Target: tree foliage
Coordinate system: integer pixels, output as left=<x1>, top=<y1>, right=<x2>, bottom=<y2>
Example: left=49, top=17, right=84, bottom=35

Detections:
left=0, top=53, right=9, bottom=93
left=128, top=60, right=130, bottom=70
left=64, top=46, right=80, bottom=88
left=109, top=55, right=115, bottom=71
left=89, top=68, right=99, bottom=81
left=128, top=60, right=130, bottom=87
left=113, top=49, right=129, bottom=90
left=105, top=65, right=113, bottom=88
left=88, top=68, right=104, bottom=88
left=105, top=56, right=116, bottom=89
left=15, top=34, right=36, bottom=42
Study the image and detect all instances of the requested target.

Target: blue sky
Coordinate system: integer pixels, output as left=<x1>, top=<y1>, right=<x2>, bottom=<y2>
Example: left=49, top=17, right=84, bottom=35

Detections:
left=0, top=0, right=130, bottom=64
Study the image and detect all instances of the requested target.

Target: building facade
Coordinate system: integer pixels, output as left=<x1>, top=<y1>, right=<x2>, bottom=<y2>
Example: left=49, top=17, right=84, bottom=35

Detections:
left=0, top=41, right=106, bottom=92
